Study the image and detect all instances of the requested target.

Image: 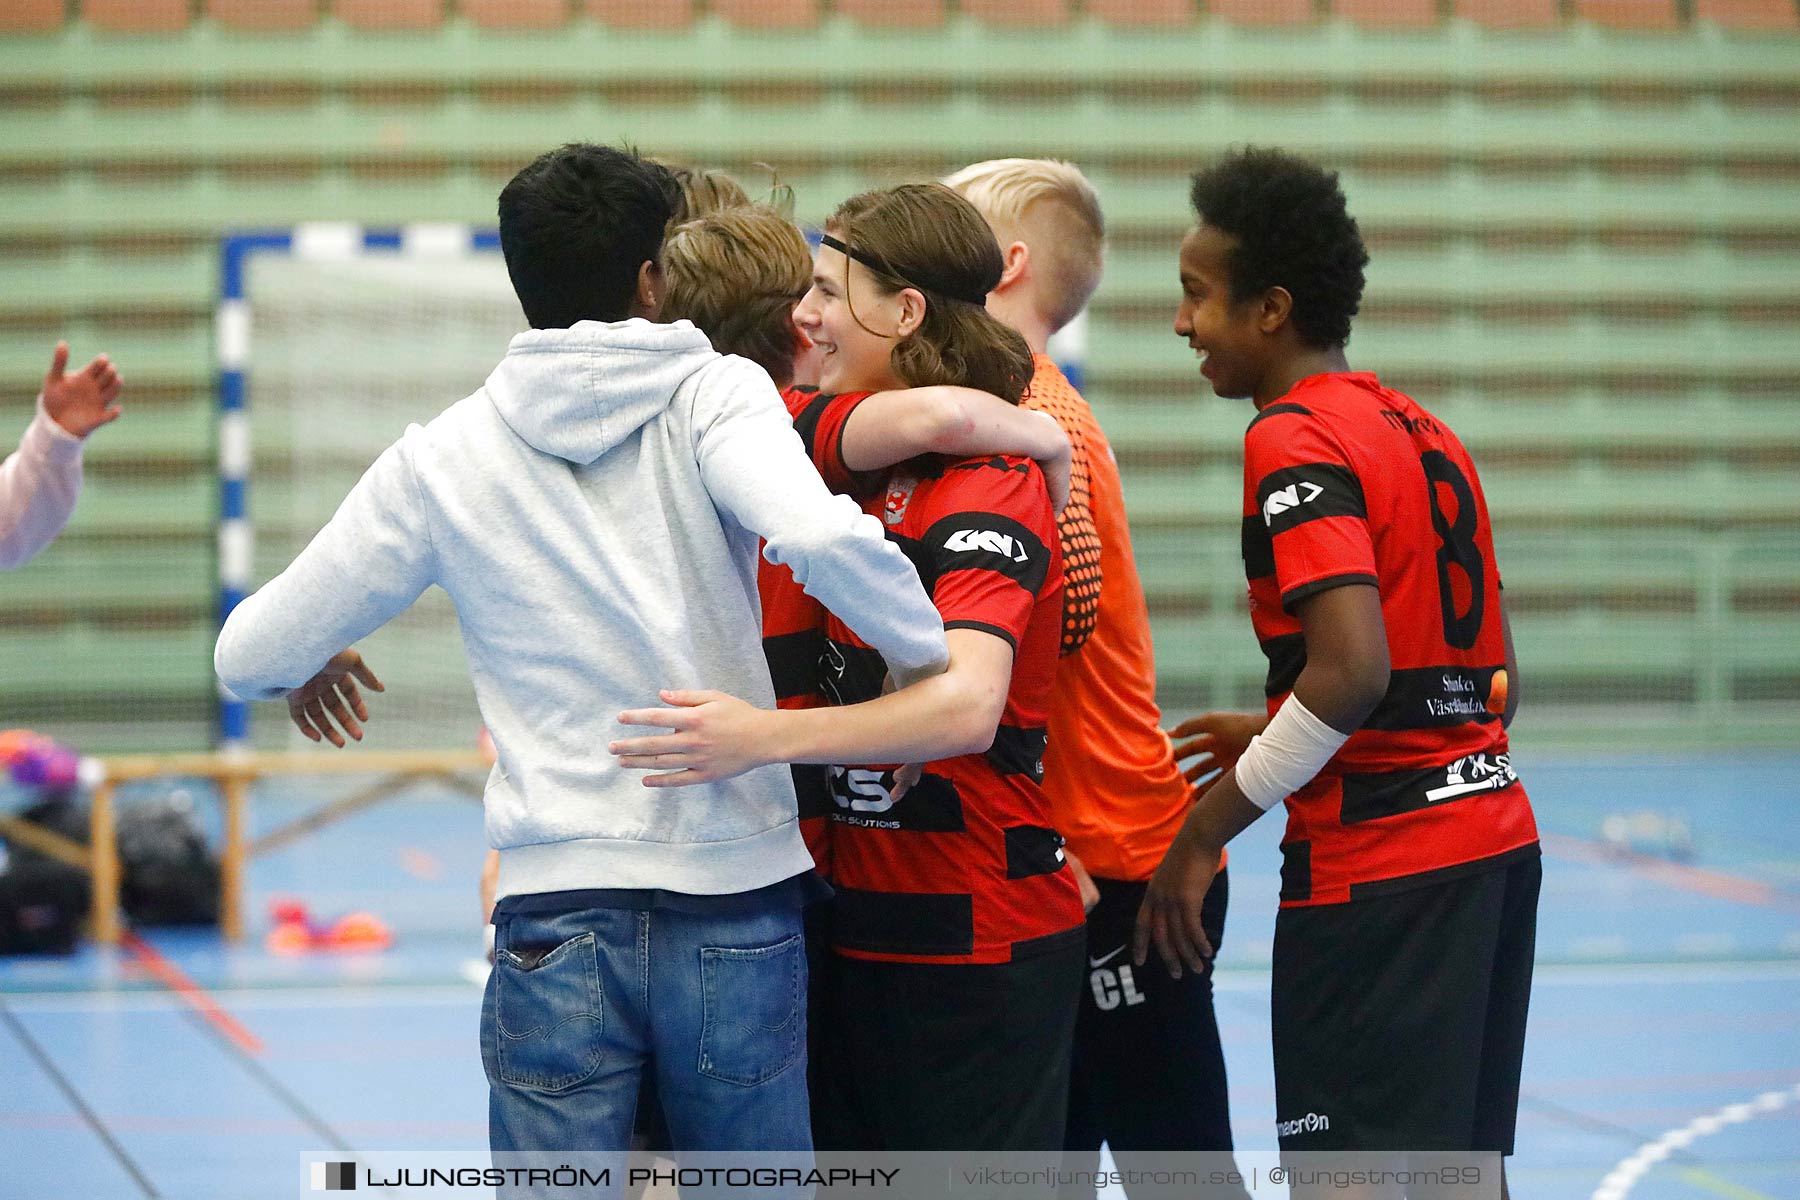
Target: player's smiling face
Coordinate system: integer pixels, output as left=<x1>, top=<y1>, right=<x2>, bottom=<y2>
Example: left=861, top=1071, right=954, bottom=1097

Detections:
left=1174, top=223, right=1269, bottom=402
left=794, top=241, right=907, bottom=395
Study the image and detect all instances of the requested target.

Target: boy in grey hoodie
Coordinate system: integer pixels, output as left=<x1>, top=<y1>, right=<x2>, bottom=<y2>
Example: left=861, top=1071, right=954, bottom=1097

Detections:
left=213, top=145, right=950, bottom=1159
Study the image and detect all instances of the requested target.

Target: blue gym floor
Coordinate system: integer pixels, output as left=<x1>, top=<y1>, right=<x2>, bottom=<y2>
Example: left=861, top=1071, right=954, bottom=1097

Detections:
left=1, top=753, right=1796, bottom=1199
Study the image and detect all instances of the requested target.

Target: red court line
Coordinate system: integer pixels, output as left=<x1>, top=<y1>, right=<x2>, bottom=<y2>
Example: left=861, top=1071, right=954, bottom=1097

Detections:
left=120, top=931, right=265, bottom=1057
left=1542, top=832, right=1800, bottom=912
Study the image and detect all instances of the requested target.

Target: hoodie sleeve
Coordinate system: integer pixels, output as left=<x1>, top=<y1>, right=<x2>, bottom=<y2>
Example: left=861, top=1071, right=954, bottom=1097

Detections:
left=692, top=358, right=950, bottom=689
left=214, top=429, right=438, bottom=700
left=0, top=397, right=85, bottom=571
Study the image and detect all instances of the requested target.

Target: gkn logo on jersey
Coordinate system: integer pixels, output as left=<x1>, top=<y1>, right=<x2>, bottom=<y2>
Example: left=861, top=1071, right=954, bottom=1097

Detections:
left=944, top=528, right=1030, bottom=563
left=1261, top=480, right=1325, bottom=526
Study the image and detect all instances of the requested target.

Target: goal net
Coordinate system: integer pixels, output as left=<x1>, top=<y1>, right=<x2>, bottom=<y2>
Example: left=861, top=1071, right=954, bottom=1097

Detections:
left=223, top=226, right=520, bottom=751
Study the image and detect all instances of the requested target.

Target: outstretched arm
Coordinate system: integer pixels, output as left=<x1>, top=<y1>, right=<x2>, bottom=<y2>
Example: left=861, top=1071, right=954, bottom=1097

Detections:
left=215, top=434, right=437, bottom=702
left=0, top=343, right=122, bottom=569
left=838, top=386, right=1071, bottom=512
left=611, top=628, right=1013, bottom=786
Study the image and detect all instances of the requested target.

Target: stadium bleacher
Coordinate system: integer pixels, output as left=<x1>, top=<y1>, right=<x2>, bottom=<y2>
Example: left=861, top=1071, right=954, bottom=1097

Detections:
left=16, top=1, right=1796, bottom=31
left=0, top=3, right=1796, bottom=749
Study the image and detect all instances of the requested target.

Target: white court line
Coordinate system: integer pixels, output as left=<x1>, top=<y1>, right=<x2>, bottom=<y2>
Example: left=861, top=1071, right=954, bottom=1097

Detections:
left=1591, top=1081, right=1800, bottom=1200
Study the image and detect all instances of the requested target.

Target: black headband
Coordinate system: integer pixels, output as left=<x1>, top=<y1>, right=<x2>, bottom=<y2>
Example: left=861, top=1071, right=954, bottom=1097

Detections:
left=819, top=233, right=990, bottom=309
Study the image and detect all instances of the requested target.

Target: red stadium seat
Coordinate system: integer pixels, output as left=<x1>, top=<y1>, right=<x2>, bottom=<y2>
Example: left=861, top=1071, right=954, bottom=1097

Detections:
left=83, top=0, right=194, bottom=31
left=711, top=0, right=821, bottom=28
left=0, top=0, right=62, bottom=32
left=1695, top=0, right=1799, bottom=29
left=1333, top=0, right=1439, bottom=26
left=335, top=0, right=445, bottom=29
left=1208, top=0, right=1317, bottom=25
left=207, top=0, right=320, bottom=31
left=960, top=0, right=1072, bottom=25
left=1087, top=0, right=1197, bottom=24
left=1574, top=0, right=1682, bottom=28
left=836, top=0, right=947, bottom=26
left=464, top=0, right=567, bottom=27
left=1453, top=0, right=1559, bottom=25
left=586, top=0, right=696, bottom=26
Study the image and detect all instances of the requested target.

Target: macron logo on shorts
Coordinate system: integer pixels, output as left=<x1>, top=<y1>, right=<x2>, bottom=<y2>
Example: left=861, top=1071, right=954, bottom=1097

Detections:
left=1275, top=1112, right=1331, bottom=1138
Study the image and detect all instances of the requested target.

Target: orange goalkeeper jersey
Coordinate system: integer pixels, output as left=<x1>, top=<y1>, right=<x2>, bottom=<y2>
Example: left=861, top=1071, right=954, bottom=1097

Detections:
left=1024, top=356, right=1196, bottom=883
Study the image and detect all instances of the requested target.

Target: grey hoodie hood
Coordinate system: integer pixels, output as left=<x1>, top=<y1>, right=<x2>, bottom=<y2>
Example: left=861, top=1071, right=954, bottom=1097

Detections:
left=486, top=317, right=719, bottom=464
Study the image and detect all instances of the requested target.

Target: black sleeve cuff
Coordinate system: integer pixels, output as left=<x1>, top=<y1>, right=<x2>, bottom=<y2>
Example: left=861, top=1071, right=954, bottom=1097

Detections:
left=944, top=619, right=1019, bottom=653
left=1281, top=572, right=1379, bottom=613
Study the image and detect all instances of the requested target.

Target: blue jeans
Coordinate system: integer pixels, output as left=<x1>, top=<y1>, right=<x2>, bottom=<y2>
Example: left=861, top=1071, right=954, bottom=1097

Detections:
left=481, top=903, right=812, bottom=1156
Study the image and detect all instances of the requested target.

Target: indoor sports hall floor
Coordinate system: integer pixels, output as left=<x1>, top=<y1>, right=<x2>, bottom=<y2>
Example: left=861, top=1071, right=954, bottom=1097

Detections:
left=0, top=753, right=1795, bottom=1200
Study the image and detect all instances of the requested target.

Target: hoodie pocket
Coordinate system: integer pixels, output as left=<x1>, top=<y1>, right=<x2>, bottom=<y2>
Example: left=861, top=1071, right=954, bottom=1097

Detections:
left=490, top=932, right=604, bottom=1094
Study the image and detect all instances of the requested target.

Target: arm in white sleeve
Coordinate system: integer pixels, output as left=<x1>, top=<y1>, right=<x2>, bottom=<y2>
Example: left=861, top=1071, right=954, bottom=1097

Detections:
left=0, top=398, right=85, bottom=570
left=1231, top=693, right=1351, bottom=811
left=214, top=431, right=438, bottom=700
left=692, top=360, right=950, bottom=688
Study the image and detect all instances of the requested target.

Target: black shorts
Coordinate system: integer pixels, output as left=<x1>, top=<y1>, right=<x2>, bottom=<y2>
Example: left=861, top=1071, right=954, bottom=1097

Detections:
left=809, top=934, right=1085, bottom=1151
left=1065, top=870, right=1236, bottom=1156
left=1271, top=847, right=1540, bottom=1153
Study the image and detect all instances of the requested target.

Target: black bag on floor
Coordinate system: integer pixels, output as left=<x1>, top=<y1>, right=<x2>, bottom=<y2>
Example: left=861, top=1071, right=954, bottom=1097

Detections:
left=0, top=795, right=91, bottom=956
left=117, top=794, right=220, bottom=927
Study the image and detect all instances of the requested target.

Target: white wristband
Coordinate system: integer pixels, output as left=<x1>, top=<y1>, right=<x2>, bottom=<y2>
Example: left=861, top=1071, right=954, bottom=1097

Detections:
left=1232, top=694, right=1351, bottom=812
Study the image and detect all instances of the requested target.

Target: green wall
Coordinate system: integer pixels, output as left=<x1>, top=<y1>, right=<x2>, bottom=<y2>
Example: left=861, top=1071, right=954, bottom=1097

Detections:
left=1, top=14, right=1796, bottom=749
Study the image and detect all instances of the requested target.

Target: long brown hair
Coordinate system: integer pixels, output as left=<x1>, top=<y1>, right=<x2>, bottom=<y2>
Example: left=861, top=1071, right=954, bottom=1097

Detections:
left=662, top=206, right=811, bottom=387
left=826, top=183, right=1035, bottom=404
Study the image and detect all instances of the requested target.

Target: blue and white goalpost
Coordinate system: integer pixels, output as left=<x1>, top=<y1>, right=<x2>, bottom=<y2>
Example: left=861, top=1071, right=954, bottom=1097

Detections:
left=214, top=223, right=506, bottom=750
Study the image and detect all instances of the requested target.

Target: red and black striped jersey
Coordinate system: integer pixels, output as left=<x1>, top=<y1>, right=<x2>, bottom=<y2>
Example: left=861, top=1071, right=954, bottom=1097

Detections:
left=789, top=388, right=1085, bottom=965
left=758, top=386, right=841, bottom=873
left=1241, top=373, right=1539, bottom=907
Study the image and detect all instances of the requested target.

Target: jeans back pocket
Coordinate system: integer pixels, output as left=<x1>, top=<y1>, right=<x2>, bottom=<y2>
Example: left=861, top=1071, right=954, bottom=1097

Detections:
left=698, top=933, right=804, bottom=1087
left=491, top=931, right=604, bottom=1094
